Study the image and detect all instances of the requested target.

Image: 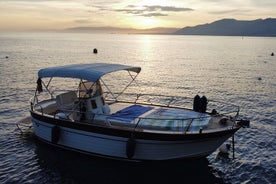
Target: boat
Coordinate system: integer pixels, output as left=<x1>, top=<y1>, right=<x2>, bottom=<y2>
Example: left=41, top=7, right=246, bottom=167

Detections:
left=28, top=63, right=249, bottom=161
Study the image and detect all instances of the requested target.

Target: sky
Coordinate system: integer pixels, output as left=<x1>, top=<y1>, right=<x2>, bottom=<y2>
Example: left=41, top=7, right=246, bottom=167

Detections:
left=0, top=0, right=276, bottom=32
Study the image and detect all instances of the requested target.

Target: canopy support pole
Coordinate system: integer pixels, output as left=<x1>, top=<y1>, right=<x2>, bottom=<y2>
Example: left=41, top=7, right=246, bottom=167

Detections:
left=100, top=79, right=117, bottom=100
left=232, top=135, right=235, bottom=159
left=115, top=71, right=140, bottom=99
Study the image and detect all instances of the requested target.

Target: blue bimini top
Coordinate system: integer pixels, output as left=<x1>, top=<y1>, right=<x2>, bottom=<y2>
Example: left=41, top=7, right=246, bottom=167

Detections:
left=38, top=63, right=141, bottom=82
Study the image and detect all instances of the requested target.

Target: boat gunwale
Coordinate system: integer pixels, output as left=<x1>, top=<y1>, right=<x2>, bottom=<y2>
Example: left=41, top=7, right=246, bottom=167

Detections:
left=30, top=110, right=240, bottom=141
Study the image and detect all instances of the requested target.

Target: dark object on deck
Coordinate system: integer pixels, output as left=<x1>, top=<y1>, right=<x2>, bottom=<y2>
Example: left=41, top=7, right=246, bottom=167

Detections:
left=93, top=48, right=98, bottom=54
left=36, top=78, right=43, bottom=93
left=193, top=95, right=201, bottom=112
left=193, top=95, right=208, bottom=113
left=200, top=96, right=208, bottom=113
left=211, top=109, right=217, bottom=115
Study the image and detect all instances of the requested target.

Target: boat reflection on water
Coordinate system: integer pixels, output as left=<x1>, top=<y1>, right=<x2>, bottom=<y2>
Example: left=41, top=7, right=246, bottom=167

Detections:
left=34, top=140, right=225, bottom=184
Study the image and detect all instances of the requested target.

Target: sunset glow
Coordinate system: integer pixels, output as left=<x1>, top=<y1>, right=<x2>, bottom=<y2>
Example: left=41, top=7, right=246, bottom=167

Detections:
left=0, top=0, right=275, bottom=32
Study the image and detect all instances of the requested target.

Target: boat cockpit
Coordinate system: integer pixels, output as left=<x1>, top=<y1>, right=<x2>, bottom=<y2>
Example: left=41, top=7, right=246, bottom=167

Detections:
left=33, top=79, right=111, bottom=123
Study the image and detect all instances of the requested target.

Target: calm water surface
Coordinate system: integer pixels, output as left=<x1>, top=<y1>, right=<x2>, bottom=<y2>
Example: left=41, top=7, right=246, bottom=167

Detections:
left=0, top=33, right=275, bottom=184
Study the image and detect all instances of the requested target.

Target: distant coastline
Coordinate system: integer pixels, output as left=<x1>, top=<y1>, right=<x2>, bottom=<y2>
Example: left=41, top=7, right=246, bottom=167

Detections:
left=63, top=27, right=179, bottom=35
left=54, top=18, right=276, bottom=37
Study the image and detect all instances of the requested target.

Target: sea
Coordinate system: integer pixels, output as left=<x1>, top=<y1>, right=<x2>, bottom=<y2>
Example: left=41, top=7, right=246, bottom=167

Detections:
left=0, top=32, right=275, bottom=184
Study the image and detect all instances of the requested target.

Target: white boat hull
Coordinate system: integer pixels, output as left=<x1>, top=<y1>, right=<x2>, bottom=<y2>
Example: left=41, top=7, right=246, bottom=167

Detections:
left=31, top=114, right=238, bottom=161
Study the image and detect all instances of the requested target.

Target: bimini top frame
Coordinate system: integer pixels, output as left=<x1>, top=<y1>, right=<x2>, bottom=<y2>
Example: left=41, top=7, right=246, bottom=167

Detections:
left=34, top=63, right=141, bottom=102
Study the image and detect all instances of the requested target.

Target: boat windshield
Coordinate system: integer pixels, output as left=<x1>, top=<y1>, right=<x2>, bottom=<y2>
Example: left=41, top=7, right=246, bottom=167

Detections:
left=78, top=80, right=103, bottom=98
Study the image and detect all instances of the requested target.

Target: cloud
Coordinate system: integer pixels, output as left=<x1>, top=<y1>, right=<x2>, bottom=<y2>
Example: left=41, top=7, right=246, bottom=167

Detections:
left=210, top=9, right=252, bottom=15
left=113, top=5, right=193, bottom=17
left=143, top=5, right=193, bottom=12
left=143, top=13, right=168, bottom=17
left=74, top=19, right=92, bottom=23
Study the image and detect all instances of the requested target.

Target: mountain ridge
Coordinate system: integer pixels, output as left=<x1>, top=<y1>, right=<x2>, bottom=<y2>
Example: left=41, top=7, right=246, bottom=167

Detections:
left=174, top=18, right=276, bottom=36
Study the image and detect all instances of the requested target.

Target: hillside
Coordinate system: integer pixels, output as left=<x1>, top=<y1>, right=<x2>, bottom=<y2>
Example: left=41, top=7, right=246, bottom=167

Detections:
left=174, top=18, right=276, bottom=36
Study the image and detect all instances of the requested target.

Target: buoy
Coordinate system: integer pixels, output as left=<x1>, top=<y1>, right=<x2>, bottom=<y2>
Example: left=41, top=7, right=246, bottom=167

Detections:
left=126, top=137, right=136, bottom=159
left=216, top=143, right=231, bottom=159
left=51, top=126, right=60, bottom=144
left=271, top=52, right=274, bottom=56
left=219, top=143, right=231, bottom=154
left=5, top=56, right=9, bottom=59
left=258, top=77, right=262, bottom=81
left=93, top=48, right=98, bottom=54
left=199, top=127, right=203, bottom=134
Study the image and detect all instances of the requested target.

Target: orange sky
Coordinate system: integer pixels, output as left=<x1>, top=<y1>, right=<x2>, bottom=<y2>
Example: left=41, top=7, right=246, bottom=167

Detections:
left=0, top=0, right=275, bottom=32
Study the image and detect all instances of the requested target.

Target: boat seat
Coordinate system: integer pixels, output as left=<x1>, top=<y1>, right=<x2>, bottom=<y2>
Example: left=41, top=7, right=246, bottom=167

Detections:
left=56, top=91, right=77, bottom=111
